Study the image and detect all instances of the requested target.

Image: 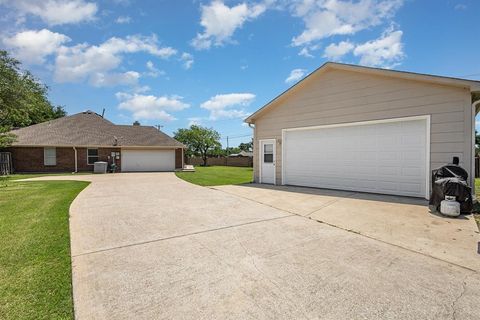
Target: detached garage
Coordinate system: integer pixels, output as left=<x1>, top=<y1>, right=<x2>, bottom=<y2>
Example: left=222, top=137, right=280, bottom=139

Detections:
left=246, top=63, right=480, bottom=199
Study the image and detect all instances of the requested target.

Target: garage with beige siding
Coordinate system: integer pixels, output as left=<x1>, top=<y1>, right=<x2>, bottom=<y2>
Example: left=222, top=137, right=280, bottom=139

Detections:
left=246, top=62, right=480, bottom=199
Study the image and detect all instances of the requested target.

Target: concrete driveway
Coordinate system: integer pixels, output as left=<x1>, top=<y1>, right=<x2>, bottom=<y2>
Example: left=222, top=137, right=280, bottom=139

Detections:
left=215, top=184, right=480, bottom=271
left=27, top=173, right=480, bottom=319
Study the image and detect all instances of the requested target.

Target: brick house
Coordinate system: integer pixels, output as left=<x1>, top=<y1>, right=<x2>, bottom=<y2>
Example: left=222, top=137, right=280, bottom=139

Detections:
left=6, top=111, right=185, bottom=173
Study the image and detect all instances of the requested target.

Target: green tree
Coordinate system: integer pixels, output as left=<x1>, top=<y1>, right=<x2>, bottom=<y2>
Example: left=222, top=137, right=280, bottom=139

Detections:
left=0, top=127, right=16, bottom=148
left=238, top=139, right=253, bottom=152
left=0, top=50, right=66, bottom=148
left=174, top=125, right=221, bottom=166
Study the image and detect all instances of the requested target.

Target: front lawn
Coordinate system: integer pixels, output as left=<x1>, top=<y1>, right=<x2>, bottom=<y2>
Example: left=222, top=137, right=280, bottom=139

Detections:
left=175, top=166, right=253, bottom=186
left=0, top=180, right=89, bottom=320
left=474, top=179, right=480, bottom=229
left=2, top=172, right=92, bottom=182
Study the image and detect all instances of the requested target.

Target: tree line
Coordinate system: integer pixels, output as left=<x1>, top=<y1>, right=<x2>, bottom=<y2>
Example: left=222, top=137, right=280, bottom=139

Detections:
left=174, top=125, right=252, bottom=166
left=0, top=50, right=66, bottom=148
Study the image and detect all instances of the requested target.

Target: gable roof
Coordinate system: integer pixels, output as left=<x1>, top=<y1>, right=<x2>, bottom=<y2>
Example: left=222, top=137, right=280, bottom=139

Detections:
left=10, top=111, right=184, bottom=148
left=245, top=62, right=480, bottom=123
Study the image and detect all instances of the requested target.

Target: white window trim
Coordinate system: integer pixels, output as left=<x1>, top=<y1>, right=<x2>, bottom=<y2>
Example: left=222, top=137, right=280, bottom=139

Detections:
left=87, top=148, right=99, bottom=165
left=44, top=147, right=57, bottom=166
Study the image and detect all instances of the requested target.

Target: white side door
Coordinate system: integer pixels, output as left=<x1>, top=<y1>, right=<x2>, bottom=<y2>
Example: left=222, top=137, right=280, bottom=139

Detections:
left=260, top=139, right=275, bottom=184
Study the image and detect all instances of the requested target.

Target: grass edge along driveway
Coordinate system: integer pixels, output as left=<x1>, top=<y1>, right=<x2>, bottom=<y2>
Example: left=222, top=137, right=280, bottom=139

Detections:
left=176, top=166, right=253, bottom=186
left=0, top=180, right=89, bottom=320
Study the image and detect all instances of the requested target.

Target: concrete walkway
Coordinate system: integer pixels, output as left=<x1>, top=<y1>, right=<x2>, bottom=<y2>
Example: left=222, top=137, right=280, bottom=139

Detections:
left=24, top=174, right=480, bottom=319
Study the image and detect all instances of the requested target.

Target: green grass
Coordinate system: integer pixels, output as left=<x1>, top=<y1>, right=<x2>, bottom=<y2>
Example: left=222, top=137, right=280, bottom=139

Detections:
left=0, top=180, right=89, bottom=320
left=175, top=166, right=253, bottom=186
left=474, top=179, right=480, bottom=229
left=3, top=172, right=92, bottom=181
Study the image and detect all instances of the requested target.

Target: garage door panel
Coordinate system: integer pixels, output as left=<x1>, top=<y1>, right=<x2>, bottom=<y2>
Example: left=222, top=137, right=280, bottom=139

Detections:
left=122, top=149, right=175, bottom=172
left=283, top=118, right=427, bottom=198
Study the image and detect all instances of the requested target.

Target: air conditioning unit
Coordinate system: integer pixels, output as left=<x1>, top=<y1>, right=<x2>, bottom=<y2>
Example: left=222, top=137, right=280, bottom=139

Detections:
left=94, top=161, right=108, bottom=174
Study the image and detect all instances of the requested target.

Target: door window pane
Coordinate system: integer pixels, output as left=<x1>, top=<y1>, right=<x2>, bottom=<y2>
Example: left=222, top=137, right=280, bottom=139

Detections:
left=263, top=143, right=273, bottom=163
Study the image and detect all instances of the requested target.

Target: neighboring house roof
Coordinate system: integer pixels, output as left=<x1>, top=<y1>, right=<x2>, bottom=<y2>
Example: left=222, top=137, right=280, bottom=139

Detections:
left=10, top=111, right=184, bottom=148
left=229, top=151, right=253, bottom=157
left=245, top=62, right=480, bottom=123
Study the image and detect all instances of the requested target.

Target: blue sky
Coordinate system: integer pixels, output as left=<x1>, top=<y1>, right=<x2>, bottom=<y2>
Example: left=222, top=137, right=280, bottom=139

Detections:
left=1, top=0, right=479, bottom=147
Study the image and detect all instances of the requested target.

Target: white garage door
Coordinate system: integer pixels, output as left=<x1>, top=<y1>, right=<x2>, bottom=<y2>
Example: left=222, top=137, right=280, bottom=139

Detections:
left=121, top=149, right=175, bottom=172
left=283, top=117, right=428, bottom=198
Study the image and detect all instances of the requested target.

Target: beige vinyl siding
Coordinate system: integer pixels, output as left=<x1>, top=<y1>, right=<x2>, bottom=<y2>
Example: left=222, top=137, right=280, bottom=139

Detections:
left=253, top=69, right=473, bottom=186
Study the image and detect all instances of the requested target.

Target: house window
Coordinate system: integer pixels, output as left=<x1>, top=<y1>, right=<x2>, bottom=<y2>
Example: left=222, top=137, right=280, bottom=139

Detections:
left=87, top=148, right=99, bottom=165
left=44, top=147, right=56, bottom=166
left=263, top=144, right=273, bottom=163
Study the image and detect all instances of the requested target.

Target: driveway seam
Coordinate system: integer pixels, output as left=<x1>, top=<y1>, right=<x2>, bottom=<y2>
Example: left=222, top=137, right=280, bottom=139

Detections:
left=213, top=187, right=478, bottom=273
left=304, top=191, right=359, bottom=217
left=72, top=214, right=294, bottom=258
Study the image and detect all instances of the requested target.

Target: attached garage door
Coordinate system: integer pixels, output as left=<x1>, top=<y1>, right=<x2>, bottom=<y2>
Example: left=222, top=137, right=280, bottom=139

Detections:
left=283, top=117, right=429, bottom=198
left=121, top=149, right=175, bottom=172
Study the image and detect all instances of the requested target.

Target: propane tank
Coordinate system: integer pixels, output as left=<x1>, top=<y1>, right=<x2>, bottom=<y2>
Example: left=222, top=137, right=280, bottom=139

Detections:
left=440, top=196, right=460, bottom=217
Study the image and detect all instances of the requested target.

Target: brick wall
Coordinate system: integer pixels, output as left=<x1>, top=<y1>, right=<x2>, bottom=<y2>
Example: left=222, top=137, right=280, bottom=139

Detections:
left=175, top=148, right=183, bottom=169
left=9, top=147, right=121, bottom=173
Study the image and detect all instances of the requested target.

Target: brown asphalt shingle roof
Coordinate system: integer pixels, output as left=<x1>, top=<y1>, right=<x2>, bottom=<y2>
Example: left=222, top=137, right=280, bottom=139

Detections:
left=10, top=111, right=184, bottom=148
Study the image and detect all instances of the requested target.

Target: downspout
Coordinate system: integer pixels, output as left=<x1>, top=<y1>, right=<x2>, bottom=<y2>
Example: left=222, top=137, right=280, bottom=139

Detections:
left=248, top=122, right=255, bottom=183
left=73, top=147, right=78, bottom=173
left=472, top=99, right=480, bottom=197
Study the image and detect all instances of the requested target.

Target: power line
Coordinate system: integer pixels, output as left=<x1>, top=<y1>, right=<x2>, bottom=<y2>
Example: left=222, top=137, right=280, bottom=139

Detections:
left=220, top=134, right=252, bottom=140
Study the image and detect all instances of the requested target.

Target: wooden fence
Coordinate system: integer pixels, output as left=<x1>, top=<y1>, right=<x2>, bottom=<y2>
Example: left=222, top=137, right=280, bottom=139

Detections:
left=187, top=156, right=253, bottom=167
left=0, top=152, right=12, bottom=175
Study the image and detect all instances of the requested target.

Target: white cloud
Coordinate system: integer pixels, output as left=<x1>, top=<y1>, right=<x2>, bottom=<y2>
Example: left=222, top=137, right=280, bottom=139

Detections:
left=3, top=0, right=98, bottom=25
left=188, top=117, right=203, bottom=126
left=132, top=85, right=151, bottom=94
left=200, top=93, right=255, bottom=120
left=54, top=34, right=177, bottom=84
left=115, top=16, right=132, bottom=24
left=2, top=29, right=70, bottom=64
left=145, top=60, right=165, bottom=77
left=180, top=52, right=194, bottom=69
left=89, top=71, right=140, bottom=87
left=285, top=68, right=307, bottom=84
left=191, top=0, right=267, bottom=50
left=298, top=43, right=321, bottom=58
left=323, top=40, right=354, bottom=60
left=291, top=0, right=404, bottom=47
left=353, top=27, right=404, bottom=68
left=116, top=92, right=190, bottom=121
left=298, top=47, right=314, bottom=58
left=454, top=4, right=467, bottom=10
